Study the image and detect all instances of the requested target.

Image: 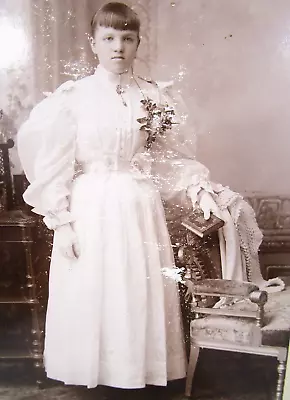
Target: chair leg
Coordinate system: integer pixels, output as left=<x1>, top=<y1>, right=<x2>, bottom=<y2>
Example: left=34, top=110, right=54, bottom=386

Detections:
left=185, top=344, right=200, bottom=398
left=276, top=360, right=286, bottom=400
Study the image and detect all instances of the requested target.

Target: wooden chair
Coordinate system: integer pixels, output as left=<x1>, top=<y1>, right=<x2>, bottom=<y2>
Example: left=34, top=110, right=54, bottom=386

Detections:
left=169, top=196, right=290, bottom=400
left=0, top=138, right=45, bottom=384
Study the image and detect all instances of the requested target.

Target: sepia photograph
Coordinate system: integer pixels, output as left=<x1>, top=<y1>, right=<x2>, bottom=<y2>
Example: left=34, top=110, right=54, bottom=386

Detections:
left=0, top=1, right=289, bottom=399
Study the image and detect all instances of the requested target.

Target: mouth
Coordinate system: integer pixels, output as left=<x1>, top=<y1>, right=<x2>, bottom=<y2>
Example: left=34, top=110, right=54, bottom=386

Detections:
left=111, top=56, right=125, bottom=60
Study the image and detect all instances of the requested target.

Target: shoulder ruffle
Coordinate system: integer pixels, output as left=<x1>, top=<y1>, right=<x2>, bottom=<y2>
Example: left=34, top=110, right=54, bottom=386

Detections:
left=137, top=75, right=158, bottom=86
left=17, top=80, right=76, bottom=183
left=43, top=80, right=76, bottom=98
left=28, top=80, right=75, bottom=125
left=137, top=77, right=175, bottom=96
left=156, top=80, right=174, bottom=91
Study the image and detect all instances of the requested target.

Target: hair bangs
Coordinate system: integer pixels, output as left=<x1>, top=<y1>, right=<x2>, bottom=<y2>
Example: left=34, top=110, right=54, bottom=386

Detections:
left=91, top=2, right=140, bottom=36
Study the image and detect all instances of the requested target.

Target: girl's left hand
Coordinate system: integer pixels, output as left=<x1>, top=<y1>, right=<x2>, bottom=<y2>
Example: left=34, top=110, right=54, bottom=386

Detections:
left=198, top=191, right=222, bottom=220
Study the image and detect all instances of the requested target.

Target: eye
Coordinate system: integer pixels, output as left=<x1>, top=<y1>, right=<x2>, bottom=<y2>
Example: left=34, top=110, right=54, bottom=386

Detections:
left=124, top=37, right=134, bottom=42
left=104, top=36, right=114, bottom=41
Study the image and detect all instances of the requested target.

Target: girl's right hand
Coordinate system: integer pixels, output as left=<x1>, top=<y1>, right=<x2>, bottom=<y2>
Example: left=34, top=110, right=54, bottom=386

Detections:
left=55, top=223, right=80, bottom=259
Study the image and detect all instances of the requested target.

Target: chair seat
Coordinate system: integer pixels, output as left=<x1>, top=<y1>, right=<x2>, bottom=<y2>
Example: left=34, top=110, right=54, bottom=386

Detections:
left=190, top=285, right=290, bottom=347
left=191, top=316, right=262, bottom=346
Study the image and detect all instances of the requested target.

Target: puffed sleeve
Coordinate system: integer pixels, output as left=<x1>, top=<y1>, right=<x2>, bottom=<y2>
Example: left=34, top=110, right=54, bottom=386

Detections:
left=149, top=81, right=214, bottom=207
left=17, top=81, right=77, bottom=230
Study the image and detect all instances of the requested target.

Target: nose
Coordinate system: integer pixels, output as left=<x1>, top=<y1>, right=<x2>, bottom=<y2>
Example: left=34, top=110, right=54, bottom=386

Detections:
left=113, top=38, right=124, bottom=53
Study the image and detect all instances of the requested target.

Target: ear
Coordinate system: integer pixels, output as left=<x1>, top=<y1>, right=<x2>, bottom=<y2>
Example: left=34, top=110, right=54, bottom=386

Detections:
left=89, top=36, right=97, bottom=55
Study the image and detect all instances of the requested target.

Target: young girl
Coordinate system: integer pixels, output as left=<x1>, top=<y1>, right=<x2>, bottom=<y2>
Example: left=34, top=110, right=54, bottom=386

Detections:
left=17, top=1, right=190, bottom=391
left=17, top=1, right=280, bottom=396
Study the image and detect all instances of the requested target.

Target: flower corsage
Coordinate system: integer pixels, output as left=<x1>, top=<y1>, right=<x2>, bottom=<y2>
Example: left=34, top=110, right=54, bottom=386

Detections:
left=137, top=98, right=178, bottom=150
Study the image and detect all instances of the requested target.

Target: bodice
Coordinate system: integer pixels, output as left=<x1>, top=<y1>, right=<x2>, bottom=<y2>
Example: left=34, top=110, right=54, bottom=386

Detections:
left=71, top=66, right=156, bottom=170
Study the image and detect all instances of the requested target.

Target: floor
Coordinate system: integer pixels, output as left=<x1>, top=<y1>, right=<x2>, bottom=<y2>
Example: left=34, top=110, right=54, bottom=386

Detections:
left=0, top=350, right=277, bottom=399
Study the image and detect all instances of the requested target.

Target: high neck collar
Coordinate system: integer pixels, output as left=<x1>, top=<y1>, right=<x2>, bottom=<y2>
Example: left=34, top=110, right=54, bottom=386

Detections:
left=94, top=64, right=134, bottom=87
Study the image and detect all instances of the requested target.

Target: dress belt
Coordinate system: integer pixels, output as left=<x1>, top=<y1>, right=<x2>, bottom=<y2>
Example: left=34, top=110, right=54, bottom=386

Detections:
left=81, top=159, right=133, bottom=174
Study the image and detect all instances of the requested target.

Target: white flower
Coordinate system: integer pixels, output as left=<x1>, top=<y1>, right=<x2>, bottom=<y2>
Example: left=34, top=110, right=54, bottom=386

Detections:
left=161, top=267, right=184, bottom=283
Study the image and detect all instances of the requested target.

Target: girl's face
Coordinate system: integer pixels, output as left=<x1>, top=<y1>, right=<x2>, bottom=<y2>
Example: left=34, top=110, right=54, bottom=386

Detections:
left=91, top=25, right=139, bottom=74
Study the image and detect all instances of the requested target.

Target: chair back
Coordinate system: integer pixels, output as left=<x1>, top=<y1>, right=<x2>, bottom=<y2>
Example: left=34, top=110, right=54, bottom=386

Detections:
left=0, top=139, right=15, bottom=211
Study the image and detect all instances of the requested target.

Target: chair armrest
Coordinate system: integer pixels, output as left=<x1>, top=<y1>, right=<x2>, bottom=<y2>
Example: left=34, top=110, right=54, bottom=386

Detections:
left=185, top=278, right=260, bottom=298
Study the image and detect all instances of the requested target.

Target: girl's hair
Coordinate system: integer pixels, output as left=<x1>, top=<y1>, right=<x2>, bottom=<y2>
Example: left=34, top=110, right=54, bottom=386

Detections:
left=91, top=2, right=140, bottom=37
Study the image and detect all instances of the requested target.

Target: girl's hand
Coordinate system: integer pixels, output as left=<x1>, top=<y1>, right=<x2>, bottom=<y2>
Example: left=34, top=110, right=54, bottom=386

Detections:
left=55, top=224, right=80, bottom=259
left=198, top=191, right=222, bottom=220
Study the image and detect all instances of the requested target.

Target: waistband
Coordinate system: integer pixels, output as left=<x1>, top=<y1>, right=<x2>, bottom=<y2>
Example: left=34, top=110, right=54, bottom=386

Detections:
left=81, top=159, right=133, bottom=174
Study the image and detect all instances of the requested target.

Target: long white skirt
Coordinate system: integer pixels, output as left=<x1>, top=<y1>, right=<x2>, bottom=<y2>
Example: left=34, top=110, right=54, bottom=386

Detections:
left=43, top=170, right=186, bottom=389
